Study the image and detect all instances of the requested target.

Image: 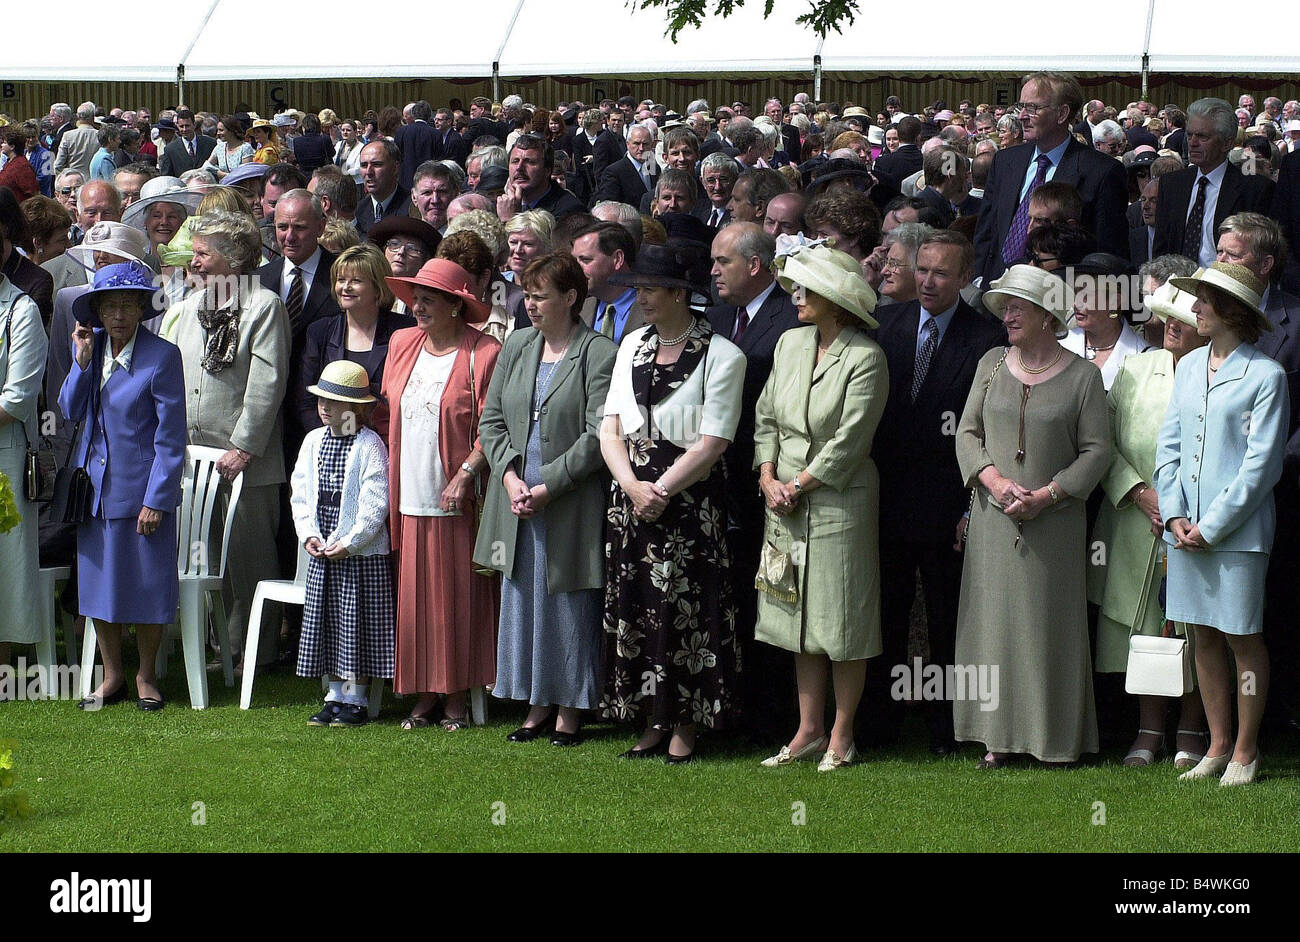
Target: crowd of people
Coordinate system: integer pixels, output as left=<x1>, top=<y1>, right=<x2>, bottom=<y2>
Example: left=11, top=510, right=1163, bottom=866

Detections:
left=0, top=73, right=1296, bottom=783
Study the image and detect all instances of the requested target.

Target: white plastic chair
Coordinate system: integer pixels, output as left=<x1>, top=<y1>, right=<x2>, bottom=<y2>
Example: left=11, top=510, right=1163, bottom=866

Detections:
left=80, top=446, right=243, bottom=708
left=241, top=542, right=384, bottom=717
left=34, top=566, right=75, bottom=676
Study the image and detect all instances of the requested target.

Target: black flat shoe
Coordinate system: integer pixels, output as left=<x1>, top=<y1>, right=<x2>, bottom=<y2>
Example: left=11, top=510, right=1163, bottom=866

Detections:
left=507, top=719, right=553, bottom=742
left=550, top=730, right=581, bottom=747
left=619, top=739, right=668, bottom=759
left=77, top=685, right=128, bottom=711
left=137, top=696, right=166, bottom=713
left=309, top=702, right=341, bottom=726
left=665, top=750, right=696, bottom=765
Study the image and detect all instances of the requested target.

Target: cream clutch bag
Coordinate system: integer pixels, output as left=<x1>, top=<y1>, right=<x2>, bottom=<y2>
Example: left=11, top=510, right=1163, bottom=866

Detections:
left=754, top=540, right=798, bottom=603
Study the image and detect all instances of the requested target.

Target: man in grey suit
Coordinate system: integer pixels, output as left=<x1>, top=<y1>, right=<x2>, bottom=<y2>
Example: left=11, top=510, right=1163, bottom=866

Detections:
left=52, top=102, right=100, bottom=178
left=571, top=222, right=643, bottom=343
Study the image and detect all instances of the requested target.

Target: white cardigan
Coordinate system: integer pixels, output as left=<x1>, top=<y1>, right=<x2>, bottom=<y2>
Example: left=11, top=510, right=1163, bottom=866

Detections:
left=603, top=324, right=746, bottom=448
left=290, top=425, right=391, bottom=556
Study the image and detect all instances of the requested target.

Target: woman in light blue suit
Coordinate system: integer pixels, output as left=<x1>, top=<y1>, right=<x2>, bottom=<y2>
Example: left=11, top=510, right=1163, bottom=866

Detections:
left=59, top=262, right=187, bottom=712
left=0, top=271, right=49, bottom=672
left=1154, top=262, right=1289, bottom=786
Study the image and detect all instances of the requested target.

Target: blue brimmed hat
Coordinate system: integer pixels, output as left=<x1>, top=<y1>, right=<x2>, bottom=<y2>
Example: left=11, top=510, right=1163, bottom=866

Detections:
left=70, top=261, right=162, bottom=328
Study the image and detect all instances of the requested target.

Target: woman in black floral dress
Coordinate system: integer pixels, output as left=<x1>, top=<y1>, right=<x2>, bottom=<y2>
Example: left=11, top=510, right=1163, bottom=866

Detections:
left=599, top=242, right=748, bottom=762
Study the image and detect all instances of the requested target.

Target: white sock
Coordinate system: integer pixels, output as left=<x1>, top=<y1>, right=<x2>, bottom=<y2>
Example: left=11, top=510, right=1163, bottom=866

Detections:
left=341, top=679, right=368, bottom=706
left=325, top=680, right=344, bottom=703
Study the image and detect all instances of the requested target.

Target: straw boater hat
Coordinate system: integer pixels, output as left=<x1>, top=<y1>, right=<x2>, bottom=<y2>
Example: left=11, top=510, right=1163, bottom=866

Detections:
left=385, top=258, right=490, bottom=323
left=1144, top=281, right=1197, bottom=327
left=307, top=361, right=376, bottom=404
left=1169, top=262, right=1273, bottom=333
left=982, top=263, right=1074, bottom=329
left=775, top=242, right=879, bottom=328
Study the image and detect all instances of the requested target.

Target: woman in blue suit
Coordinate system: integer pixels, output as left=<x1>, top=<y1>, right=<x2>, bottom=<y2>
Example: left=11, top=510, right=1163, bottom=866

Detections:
left=59, top=261, right=187, bottom=712
left=1154, top=262, right=1289, bottom=786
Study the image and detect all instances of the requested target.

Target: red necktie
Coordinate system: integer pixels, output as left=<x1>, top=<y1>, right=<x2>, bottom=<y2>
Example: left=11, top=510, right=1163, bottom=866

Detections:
left=732, top=305, right=749, bottom=343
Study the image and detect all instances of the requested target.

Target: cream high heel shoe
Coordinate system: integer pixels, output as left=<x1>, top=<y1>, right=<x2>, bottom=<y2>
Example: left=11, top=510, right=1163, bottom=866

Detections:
left=760, top=735, right=828, bottom=767
left=817, top=743, right=858, bottom=772
left=1219, top=755, right=1260, bottom=786
left=1178, top=752, right=1230, bottom=781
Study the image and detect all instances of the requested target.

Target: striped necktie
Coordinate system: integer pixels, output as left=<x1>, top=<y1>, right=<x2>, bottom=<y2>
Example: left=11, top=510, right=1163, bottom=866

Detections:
left=1001, top=154, right=1052, bottom=266
left=1182, top=176, right=1209, bottom=263
left=285, top=268, right=305, bottom=333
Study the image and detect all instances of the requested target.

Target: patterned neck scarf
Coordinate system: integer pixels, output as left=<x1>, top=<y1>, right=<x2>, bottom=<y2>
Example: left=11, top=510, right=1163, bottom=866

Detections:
left=196, top=290, right=242, bottom=373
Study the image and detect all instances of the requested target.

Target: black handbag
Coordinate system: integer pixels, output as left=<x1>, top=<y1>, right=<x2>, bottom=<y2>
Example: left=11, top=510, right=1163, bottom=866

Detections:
left=1, top=298, right=56, bottom=502
left=49, top=337, right=103, bottom=526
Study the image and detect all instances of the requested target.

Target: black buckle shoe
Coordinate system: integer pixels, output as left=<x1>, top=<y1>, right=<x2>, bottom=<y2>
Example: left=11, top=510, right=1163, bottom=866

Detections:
left=309, top=702, right=341, bottom=726
left=330, top=703, right=369, bottom=727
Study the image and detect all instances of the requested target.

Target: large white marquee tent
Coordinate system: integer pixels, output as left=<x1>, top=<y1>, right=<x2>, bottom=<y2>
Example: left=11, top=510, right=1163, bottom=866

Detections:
left=6, top=0, right=1299, bottom=90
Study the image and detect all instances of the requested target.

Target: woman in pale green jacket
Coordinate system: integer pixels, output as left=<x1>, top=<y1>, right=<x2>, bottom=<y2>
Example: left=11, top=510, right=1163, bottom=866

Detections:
left=1092, top=281, right=1208, bottom=769
left=753, top=243, right=889, bottom=773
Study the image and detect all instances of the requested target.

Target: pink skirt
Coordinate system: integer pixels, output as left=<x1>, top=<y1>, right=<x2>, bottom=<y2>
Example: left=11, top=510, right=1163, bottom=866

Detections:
left=394, top=513, right=499, bottom=695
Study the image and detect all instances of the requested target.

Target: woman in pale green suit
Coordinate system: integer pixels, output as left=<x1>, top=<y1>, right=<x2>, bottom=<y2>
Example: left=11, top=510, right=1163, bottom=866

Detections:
left=1092, top=281, right=1208, bottom=768
left=753, top=243, right=889, bottom=773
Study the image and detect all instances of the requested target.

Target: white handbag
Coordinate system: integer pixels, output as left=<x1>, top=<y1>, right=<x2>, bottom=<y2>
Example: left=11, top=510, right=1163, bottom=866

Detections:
left=1124, top=540, right=1194, bottom=697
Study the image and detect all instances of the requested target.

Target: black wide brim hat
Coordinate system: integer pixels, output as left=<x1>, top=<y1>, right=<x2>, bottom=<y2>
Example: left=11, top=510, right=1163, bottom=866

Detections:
left=367, top=215, right=442, bottom=258
left=609, top=239, right=711, bottom=291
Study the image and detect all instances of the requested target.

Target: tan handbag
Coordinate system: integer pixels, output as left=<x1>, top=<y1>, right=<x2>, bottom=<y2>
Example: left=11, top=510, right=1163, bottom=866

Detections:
left=466, top=338, right=499, bottom=578
left=754, top=540, right=798, bottom=603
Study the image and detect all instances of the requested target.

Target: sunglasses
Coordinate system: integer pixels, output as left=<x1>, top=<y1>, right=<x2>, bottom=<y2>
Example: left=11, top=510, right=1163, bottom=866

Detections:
left=59, top=186, right=80, bottom=196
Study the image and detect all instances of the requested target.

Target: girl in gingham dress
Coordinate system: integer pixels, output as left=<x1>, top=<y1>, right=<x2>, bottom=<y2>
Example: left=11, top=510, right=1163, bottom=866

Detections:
left=291, top=361, right=395, bottom=727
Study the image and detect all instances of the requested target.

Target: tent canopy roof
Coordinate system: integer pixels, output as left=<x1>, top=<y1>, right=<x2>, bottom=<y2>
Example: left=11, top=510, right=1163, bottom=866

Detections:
left=6, top=1, right=1300, bottom=81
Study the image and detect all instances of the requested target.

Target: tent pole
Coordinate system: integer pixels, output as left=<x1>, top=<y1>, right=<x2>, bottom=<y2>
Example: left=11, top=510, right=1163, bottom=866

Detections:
left=177, top=64, right=185, bottom=108
left=493, top=61, right=500, bottom=104
left=814, top=54, right=822, bottom=101
left=1141, top=53, right=1149, bottom=100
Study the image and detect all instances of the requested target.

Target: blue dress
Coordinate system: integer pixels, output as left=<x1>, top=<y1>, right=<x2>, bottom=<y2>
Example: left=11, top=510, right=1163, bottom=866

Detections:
left=494, top=360, right=604, bottom=709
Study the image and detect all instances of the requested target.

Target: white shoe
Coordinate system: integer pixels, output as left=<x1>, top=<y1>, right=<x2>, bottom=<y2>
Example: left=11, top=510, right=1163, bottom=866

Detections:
left=1178, top=752, right=1230, bottom=781
left=817, top=743, right=858, bottom=772
left=1173, top=729, right=1209, bottom=769
left=1219, top=755, right=1260, bottom=787
left=760, top=736, right=828, bottom=767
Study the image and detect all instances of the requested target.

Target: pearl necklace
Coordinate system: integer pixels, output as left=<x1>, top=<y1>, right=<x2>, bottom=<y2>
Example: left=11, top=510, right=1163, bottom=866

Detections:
left=658, top=318, right=695, bottom=346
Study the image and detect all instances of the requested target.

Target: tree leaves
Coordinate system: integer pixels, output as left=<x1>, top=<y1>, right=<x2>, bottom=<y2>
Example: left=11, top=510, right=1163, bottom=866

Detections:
left=636, top=0, right=861, bottom=41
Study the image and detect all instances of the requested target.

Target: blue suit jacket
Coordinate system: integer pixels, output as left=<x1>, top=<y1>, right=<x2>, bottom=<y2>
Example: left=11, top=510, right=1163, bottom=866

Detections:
left=58, top=327, right=187, bottom=519
left=1154, top=343, right=1289, bottom=552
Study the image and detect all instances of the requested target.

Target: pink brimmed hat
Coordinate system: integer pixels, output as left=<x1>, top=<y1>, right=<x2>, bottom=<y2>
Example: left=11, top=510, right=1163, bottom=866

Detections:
left=386, top=258, right=490, bottom=324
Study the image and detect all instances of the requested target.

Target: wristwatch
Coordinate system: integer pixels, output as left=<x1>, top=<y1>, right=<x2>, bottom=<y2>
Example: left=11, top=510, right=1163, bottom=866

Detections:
left=792, top=478, right=803, bottom=495
left=460, top=462, right=475, bottom=476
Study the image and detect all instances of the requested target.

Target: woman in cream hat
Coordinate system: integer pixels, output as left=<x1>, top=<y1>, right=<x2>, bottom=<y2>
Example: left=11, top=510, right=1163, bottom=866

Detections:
left=752, top=243, right=887, bottom=772
left=291, top=360, right=395, bottom=727
left=247, top=119, right=284, bottom=165
left=954, top=264, right=1111, bottom=767
left=1092, top=281, right=1210, bottom=768
left=1154, top=262, right=1289, bottom=785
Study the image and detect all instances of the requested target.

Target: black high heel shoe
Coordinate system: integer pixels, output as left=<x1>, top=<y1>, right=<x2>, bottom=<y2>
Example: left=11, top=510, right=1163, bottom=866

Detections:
left=619, top=738, right=668, bottom=759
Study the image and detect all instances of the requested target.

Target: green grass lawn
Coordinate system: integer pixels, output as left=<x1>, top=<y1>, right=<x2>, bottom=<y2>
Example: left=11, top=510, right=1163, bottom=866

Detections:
left=2, top=667, right=1296, bottom=853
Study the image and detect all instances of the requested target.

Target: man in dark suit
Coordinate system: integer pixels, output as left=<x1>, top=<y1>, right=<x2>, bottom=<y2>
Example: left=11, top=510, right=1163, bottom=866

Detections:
left=972, top=72, right=1129, bottom=288
left=1214, top=212, right=1300, bottom=733
left=1269, top=146, right=1300, bottom=294
left=570, top=111, right=604, bottom=206
left=258, top=188, right=342, bottom=601
left=594, top=124, right=658, bottom=206
left=592, top=112, right=627, bottom=183
left=157, top=108, right=216, bottom=177
left=433, top=108, right=468, bottom=167
left=706, top=222, right=801, bottom=740
left=1130, top=176, right=1159, bottom=268
left=692, top=152, right=738, bottom=229
left=763, top=98, right=801, bottom=165
left=354, top=140, right=410, bottom=235
left=872, top=115, right=923, bottom=187
left=393, top=101, right=441, bottom=191
left=1152, top=98, right=1274, bottom=267
left=863, top=230, right=1005, bottom=753
left=461, top=97, right=509, bottom=149
left=496, top=135, right=584, bottom=221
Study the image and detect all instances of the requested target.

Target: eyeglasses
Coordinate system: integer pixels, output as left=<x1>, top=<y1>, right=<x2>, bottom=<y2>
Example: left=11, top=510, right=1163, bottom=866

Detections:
left=1013, top=101, right=1055, bottom=116
left=384, top=240, right=427, bottom=257
left=1028, top=253, right=1059, bottom=268
left=882, top=258, right=909, bottom=271
left=58, top=186, right=80, bottom=196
